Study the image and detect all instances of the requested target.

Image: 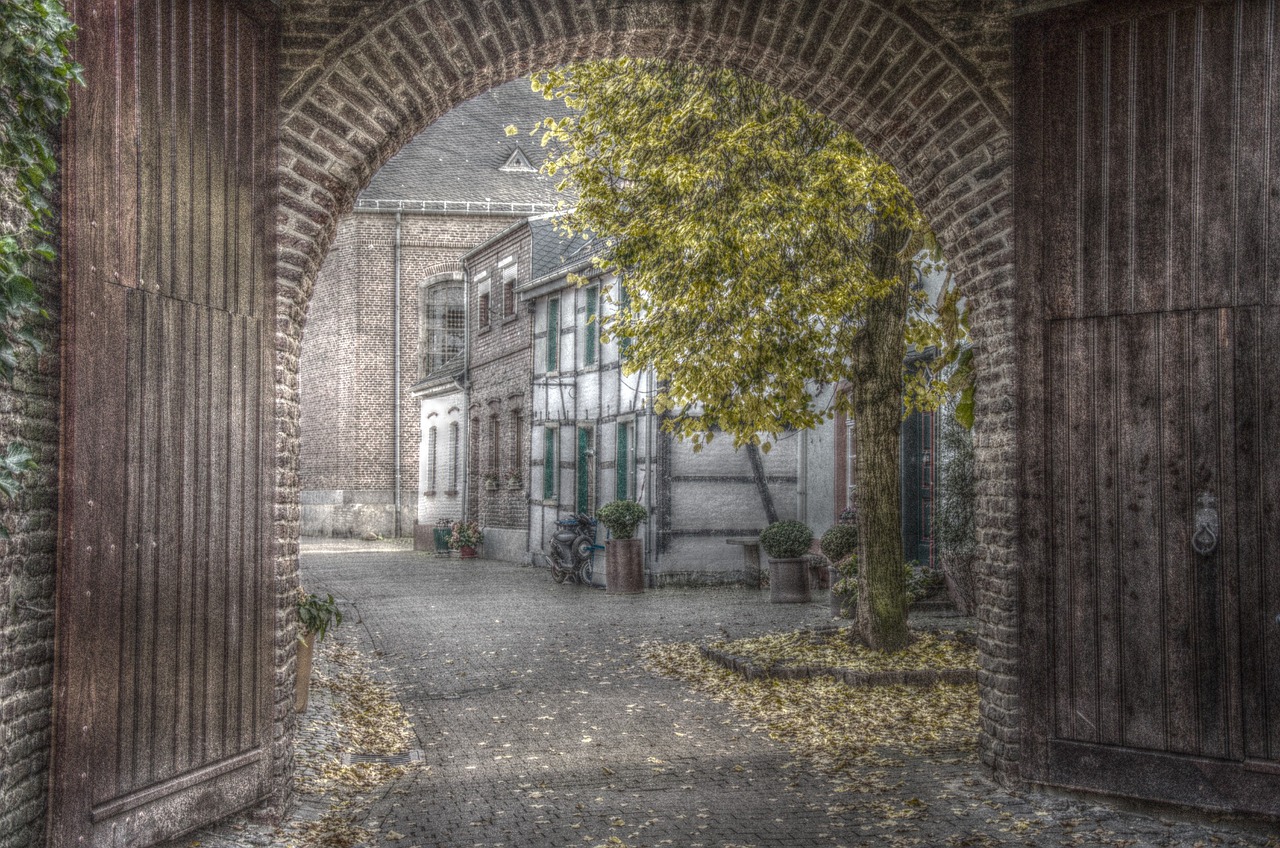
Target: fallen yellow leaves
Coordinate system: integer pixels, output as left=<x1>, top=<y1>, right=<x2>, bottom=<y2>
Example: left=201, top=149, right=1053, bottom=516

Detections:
left=708, top=628, right=978, bottom=675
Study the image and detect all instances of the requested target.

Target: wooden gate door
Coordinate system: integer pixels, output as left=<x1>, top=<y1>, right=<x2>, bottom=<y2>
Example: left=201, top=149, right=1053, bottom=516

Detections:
left=51, top=1, right=278, bottom=845
left=1017, top=0, right=1280, bottom=817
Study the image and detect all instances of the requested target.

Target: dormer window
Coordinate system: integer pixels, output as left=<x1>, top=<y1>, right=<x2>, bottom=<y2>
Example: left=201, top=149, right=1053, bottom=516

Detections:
left=500, top=146, right=536, bottom=172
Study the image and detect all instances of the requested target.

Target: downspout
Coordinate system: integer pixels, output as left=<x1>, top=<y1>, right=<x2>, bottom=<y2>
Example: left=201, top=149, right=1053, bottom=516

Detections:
left=393, top=211, right=403, bottom=538
left=461, top=263, right=471, bottom=523
left=797, top=429, right=809, bottom=525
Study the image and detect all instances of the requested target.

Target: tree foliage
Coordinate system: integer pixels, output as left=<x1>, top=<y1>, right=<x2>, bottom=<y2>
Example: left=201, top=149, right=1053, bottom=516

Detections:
left=0, top=0, right=79, bottom=500
left=531, top=59, right=960, bottom=449
left=530, top=60, right=966, bottom=650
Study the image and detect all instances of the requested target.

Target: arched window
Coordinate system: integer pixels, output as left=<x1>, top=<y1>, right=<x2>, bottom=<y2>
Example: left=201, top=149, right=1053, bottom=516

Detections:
left=447, top=422, right=460, bottom=495
left=419, top=273, right=465, bottom=377
left=425, top=426, right=438, bottom=495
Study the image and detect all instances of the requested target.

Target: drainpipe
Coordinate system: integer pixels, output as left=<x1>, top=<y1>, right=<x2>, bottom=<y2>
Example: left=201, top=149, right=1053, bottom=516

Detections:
left=798, top=428, right=809, bottom=525
left=393, top=211, right=403, bottom=538
left=461, top=263, right=471, bottom=523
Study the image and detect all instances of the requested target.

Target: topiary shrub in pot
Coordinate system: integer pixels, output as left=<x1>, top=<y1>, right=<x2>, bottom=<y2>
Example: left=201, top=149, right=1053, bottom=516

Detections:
left=820, top=524, right=860, bottom=617
left=759, top=520, right=812, bottom=603
left=597, top=500, right=647, bottom=594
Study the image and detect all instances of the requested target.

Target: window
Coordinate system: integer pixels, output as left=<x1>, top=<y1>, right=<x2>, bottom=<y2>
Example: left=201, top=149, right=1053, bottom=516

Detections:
left=489, top=415, right=500, bottom=475
left=479, top=289, right=491, bottom=329
left=476, top=271, right=491, bottom=330
left=546, top=297, right=559, bottom=371
left=512, top=410, right=523, bottom=477
left=420, top=279, right=464, bottom=376
left=502, top=264, right=517, bottom=317
left=617, top=279, right=632, bottom=359
left=576, top=426, right=595, bottom=515
left=615, top=422, right=631, bottom=501
left=426, top=426, right=438, bottom=495
left=543, top=427, right=557, bottom=500
left=583, top=286, right=598, bottom=366
left=448, top=422, right=459, bottom=494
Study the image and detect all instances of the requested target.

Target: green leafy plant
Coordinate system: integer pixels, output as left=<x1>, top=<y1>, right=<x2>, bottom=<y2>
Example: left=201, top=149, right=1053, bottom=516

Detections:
left=819, top=523, right=859, bottom=564
left=758, top=520, right=812, bottom=560
left=830, top=554, right=859, bottom=597
left=596, top=499, right=647, bottom=539
left=296, top=591, right=343, bottom=641
left=449, top=520, right=483, bottom=549
left=0, top=1, right=81, bottom=499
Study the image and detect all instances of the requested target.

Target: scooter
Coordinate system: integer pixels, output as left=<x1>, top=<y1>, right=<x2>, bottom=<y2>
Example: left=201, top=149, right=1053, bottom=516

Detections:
left=548, top=512, right=603, bottom=585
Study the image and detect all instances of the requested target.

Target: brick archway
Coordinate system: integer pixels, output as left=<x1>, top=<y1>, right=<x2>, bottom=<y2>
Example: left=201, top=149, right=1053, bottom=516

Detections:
left=274, top=0, right=1018, bottom=779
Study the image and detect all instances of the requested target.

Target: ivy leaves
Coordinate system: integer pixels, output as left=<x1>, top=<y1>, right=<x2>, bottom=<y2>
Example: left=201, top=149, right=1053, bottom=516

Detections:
left=0, top=0, right=79, bottom=500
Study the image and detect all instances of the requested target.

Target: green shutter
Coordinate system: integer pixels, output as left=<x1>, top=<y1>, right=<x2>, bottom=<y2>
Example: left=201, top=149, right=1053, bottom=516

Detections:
left=577, top=427, right=591, bottom=514
left=584, top=287, right=597, bottom=365
left=546, top=297, right=559, bottom=371
left=616, top=423, right=630, bottom=501
left=543, top=428, right=556, bottom=500
left=617, top=280, right=631, bottom=358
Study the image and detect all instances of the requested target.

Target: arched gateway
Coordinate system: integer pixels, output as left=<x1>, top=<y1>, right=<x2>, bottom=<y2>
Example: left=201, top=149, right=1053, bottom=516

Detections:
left=25, top=1, right=1276, bottom=846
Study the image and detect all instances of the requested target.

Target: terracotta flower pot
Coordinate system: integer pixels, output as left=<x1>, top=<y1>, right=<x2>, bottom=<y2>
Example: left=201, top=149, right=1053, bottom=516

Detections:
left=459, top=545, right=477, bottom=559
left=768, top=557, right=810, bottom=603
left=605, top=538, right=644, bottom=594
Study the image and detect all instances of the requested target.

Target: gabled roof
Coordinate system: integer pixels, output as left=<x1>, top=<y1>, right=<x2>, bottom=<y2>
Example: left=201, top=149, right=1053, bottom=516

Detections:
left=359, top=78, right=575, bottom=207
left=527, top=214, right=606, bottom=284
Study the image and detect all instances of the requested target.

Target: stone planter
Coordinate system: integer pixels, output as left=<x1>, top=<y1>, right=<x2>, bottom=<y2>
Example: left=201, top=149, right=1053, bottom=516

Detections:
left=295, top=631, right=317, bottom=713
left=605, top=538, right=644, bottom=594
left=458, top=545, right=477, bottom=559
left=768, top=557, right=810, bottom=603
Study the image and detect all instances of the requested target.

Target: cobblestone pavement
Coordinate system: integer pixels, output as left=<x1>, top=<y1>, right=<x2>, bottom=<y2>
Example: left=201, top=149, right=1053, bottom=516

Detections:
left=177, top=540, right=1279, bottom=847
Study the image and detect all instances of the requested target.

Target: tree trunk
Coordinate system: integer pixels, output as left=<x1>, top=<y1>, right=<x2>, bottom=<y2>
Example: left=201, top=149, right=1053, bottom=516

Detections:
left=850, top=220, right=911, bottom=652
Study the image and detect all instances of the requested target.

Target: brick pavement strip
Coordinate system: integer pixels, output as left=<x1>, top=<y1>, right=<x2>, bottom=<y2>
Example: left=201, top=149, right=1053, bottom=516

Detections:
left=182, top=541, right=1278, bottom=848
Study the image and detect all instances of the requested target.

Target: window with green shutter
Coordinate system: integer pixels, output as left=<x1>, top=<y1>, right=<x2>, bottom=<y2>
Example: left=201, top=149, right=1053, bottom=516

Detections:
left=546, top=297, right=559, bottom=372
left=543, top=427, right=557, bottom=500
left=584, top=287, right=598, bottom=366
left=617, top=279, right=631, bottom=359
left=615, top=422, right=629, bottom=501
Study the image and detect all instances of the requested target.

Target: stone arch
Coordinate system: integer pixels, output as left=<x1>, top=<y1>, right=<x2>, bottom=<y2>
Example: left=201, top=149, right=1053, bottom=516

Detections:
left=275, top=0, right=1018, bottom=777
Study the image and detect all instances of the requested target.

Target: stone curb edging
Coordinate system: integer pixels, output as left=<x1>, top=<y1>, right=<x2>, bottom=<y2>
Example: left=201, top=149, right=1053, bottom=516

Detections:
left=699, top=645, right=978, bottom=688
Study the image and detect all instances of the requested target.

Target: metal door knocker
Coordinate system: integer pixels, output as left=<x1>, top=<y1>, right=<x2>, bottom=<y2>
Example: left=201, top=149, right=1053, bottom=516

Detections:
left=1192, top=492, right=1219, bottom=556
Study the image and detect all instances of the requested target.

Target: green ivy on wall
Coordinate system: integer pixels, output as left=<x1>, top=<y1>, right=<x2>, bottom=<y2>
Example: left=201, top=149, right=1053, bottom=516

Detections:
left=0, top=0, right=79, bottom=499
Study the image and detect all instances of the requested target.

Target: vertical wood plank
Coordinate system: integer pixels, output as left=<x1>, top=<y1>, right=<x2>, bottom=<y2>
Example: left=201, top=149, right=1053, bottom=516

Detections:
left=175, top=297, right=197, bottom=776
left=1117, top=313, right=1165, bottom=751
left=1214, top=307, right=1242, bottom=762
left=1234, top=1, right=1268, bottom=306
left=1081, top=25, right=1111, bottom=317
left=1259, top=307, right=1280, bottom=760
left=1196, top=2, right=1236, bottom=308
left=225, top=316, right=246, bottom=749
left=135, top=292, right=161, bottom=789
left=1234, top=307, right=1264, bottom=760
left=1189, top=308, right=1228, bottom=758
left=1107, top=22, right=1134, bottom=316
left=1048, top=321, right=1077, bottom=741
left=1094, top=316, right=1123, bottom=746
left=189, top=308, right=211, bottom=767
left=1068, top=319, right=1100, bottom=743
left=190, top=0, right=211, bottom=308
left=1269, top=0, right=1279, bottom=308
left=204, top=309, right=231, bottom=765
left=1133, top=13, right=1171, bottom=314
left=1043, top=22, right=1080, bottom=320
left=1170, top=7, right=1199, bottom=311
left=137, top=0, right=160, bottom=294
left=172, top=0, right=192, bottom=302
left=1159, top=309, right=1198, bottom=755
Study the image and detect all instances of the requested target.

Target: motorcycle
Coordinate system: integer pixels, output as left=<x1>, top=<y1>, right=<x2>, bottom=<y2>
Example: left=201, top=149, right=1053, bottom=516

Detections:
left=548, top=512, right=604, bottom=585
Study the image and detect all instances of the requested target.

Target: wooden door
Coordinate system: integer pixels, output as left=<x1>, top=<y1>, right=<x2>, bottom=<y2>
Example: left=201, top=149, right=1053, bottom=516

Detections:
left=52, top=1, right=278, bottom=845
left=1017, top=0, right=1280, bottom=817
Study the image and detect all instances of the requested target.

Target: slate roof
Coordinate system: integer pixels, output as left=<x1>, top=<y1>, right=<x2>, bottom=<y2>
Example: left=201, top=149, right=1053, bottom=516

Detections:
left=359, top=78, right=574, bottom=207
left=527, top=213, right=607, bottom=283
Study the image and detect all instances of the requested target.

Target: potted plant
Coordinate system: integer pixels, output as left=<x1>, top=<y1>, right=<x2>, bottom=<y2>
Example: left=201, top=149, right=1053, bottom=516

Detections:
left=295, top=590, right=343, bottom=713
left=820, top=523, right=860, bottom=617
left=597, top=499, right=647, bottom=594
left=450, top=520, right=483, bottom=558
left=759, top=520, right=813, bottom=603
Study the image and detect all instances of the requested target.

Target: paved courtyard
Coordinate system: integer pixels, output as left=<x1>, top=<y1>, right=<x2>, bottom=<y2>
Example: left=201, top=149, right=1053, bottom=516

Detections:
left=279, top=541, right=1277, bottom=848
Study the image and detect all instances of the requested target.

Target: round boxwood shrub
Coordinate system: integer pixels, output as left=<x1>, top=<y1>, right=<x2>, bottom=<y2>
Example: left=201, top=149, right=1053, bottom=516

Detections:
left=759, top=520, right=812, bottom=560
left=820, top=523, right=859, bottom=563
left=596, top=499, right=648, bottom=539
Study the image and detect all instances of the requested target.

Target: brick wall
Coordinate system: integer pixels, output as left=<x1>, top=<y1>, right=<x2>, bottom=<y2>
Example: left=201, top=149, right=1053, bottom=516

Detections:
left=463, top=225, right=534, bottom=562
left=273, top=0, right=1020, bottom=785
left=299, top=209, right=516, bottom=536
left=0, top=181, right=61, bottom=848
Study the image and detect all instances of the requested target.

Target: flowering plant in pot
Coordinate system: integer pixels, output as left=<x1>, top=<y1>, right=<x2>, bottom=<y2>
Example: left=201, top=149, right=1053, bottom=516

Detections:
left=295, top=590, right=343, bottom=712
left=449, top=520, right=483, bottom=557
left=597, top=500, right=647, bottom=594
left=759, top=520, right=812, bottom=603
